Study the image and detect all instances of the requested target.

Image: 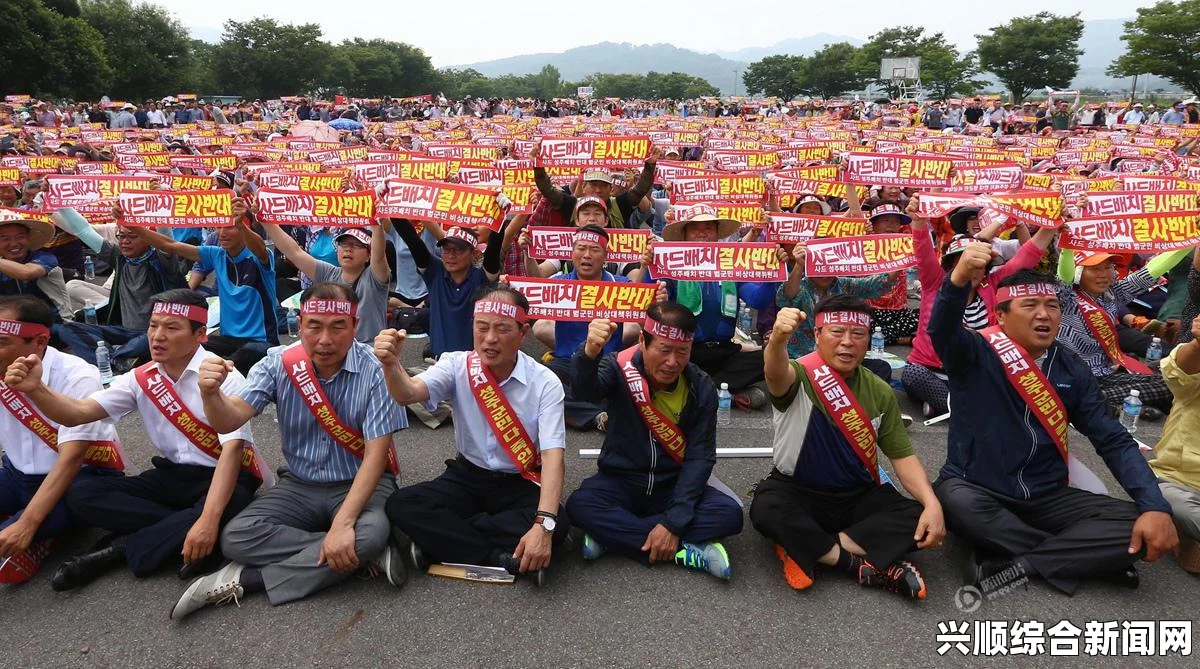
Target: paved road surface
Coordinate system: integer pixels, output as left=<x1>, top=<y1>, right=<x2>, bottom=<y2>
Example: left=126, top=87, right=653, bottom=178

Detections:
left=1, top=341, right=1195, bottom=668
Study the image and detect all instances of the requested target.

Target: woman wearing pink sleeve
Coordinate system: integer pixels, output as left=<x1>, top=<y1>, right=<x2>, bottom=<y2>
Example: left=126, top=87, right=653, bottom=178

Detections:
left=902, top=197, right=1062, bottom=417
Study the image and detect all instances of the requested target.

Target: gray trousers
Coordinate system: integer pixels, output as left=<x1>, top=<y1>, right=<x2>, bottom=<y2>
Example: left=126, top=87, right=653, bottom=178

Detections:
left=220, top=472, right=395, bottom=605
left=1159, top=480, right=1200, bottom=540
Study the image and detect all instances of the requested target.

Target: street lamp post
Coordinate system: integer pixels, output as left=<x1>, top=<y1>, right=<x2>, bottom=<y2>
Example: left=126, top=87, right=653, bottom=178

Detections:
left=733, top=68, right=740, bottom=97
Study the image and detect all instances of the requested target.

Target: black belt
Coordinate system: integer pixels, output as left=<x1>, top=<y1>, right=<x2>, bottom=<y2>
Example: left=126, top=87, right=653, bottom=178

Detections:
left=455, top=454, right=533, bottom=480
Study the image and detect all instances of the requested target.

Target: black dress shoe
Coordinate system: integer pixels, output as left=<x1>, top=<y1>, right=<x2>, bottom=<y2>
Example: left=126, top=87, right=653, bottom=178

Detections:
left=178, top=553, right=224, bottom=581
left=50, top=546, right=124, bottom=592
left=496, top=552, right=544, bottom=584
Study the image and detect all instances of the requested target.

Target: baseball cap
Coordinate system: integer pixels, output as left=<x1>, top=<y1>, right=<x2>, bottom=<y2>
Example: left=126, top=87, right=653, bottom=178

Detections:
left=1076, top=251, right=1116, bottom=267
left=574, top=195, right=608, bottom=213
left=436, top=226, right=479, bottom=249
left=582, top=169, right=612, bottom=184
left=335, top=229, right=370, bottom=246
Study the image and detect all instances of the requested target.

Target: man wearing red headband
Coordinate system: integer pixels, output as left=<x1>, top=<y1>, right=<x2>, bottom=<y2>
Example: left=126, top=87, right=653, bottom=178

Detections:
left=0, top=296, right=123, bottom=584
left=3, top=289, right=265, bottom=591
left=931, top=245, right=1178, bottom=595
left=566, top=302, right=743, bottom=580
left=169, top=282, right=408, bottom=618
left=374, top=285, right=567, bottom=583
left=752, top=295, right=942, bottom=599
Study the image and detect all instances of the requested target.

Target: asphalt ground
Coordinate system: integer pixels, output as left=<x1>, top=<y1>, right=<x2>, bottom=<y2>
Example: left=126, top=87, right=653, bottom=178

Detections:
left=1, top=337, right=1196, bottom=669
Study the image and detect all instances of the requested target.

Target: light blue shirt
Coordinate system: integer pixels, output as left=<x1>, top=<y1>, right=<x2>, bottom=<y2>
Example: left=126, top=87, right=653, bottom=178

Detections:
left=236, top=341, right=407, bottom=483
left=418, top=350, right=565, bottom=473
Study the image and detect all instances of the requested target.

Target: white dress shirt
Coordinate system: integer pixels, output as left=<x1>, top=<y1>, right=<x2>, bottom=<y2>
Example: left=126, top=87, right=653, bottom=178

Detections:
left=93, top=346, right=253, bottom=466
left=418, top=350, right=565, bottom=473
left=1, top=347, right=119, bottom=475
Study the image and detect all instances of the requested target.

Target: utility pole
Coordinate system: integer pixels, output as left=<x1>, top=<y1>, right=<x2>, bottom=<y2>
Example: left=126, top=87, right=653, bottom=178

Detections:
left=1129, top=74, right=1138, bottom=103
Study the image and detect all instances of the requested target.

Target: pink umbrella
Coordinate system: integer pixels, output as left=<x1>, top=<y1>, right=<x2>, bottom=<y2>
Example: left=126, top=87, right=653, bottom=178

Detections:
left=287, top=120, right=341, bottom=143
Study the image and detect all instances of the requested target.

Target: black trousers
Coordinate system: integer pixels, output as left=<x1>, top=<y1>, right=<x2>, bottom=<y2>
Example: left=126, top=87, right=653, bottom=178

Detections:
left=935, top=476, right=1140, bottom=594
left=688, top=340, right=765, bottom=393
left=749, top=471, right=922, bottom=575
left=545, top=356, right=606, bottom=429
left=204, top=335, right=272, bottom=376
left=386, top=456, right=567, bottom=567
left=67, top=456, right=258, bottom=576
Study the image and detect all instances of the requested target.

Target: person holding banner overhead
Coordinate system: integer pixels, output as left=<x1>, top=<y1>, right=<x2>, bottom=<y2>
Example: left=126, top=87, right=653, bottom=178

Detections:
left=170, top=282, right=408, bottom=618
left=374, top=285, right=567, bottom=583
left=389, top=219, right=503, bottom=358
left=2, top=290, right=261, bottom=590
left=751, top=296, right=942, bottom=599
left=566, top=302, right=742, bottom=580
left=650, top=204, right=776, bottom=409
left=128, top=199, right=279, bottom=375
left=530, top=143, right=661, bottom=228
left=1056, top=248, right=1192, bottom=419
left=524, top=223, right=647, bottom=430
left=930, top=246, right=1178, bottom=595
left=0, top=296, right=124, bottom=584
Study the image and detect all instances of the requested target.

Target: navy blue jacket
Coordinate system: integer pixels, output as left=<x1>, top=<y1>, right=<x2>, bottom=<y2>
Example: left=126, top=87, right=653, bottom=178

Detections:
left=928, top=277, right=1170, bottom=514
left=571, top=347, right=717, bottom=533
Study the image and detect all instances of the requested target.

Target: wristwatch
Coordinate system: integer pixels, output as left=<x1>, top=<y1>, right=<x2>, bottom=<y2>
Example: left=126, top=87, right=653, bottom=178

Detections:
left=535, top=512, right=557, bottom=533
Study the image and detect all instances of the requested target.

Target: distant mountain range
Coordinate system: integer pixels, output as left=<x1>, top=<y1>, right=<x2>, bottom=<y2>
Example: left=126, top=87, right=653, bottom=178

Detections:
left=448, top=19, right=1180, bottom=95
left=188, top=19, right=1181, bottom=96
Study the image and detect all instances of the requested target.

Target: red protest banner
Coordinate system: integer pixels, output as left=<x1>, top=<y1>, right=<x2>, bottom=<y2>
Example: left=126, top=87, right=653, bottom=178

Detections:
left=536, top=136, right=650, bottom=168
left=944, top=163, right=1025, bottom=193
left=529, top=227, right=650, bottom=263
left=804, top=234, right=916, bottom=277
left=764, top=214, right=867, bottom=243
left=1084, top=190, right=1200, bottom=217
left=650, top=242, right=786, bottom=282
left=1063, top=212, right=1200, bottom=253
left=118, top=189, right=235, bottom=227
left=670, top=174, right=767, bottom=204
left=844, top=152, right=954, bottom=187
left=42, top=175, right=157, bottom=215
left=255, top=188, right=376, bottom=227
left=0, top=155, right=80, bottom=175
left=256, top=172, right=347, bottom=192
left=0, top=167, right=19, bottom=187
left=508, top=277, right=657, bottom=323
left=376, top=178, right=504, bottom=230
left=982, top=190, right=1064, bottom=228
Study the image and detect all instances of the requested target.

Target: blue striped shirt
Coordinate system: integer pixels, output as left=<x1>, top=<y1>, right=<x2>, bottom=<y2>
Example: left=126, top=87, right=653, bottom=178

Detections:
left=235, top=341, right=407, bottom=483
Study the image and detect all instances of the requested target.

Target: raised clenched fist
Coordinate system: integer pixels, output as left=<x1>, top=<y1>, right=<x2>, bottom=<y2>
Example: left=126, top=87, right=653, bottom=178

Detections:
left=584, top=318, right=618, bottom=359
left=4, top=354, right=43, bottom=393
left=774, top=308, right=806, bottom=336
left=374, top=329, right=406, bottom=368
left=198, top=357, right=235, bottom=395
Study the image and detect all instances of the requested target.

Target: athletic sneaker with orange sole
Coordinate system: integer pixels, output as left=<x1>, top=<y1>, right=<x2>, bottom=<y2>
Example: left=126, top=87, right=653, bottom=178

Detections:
left=859, top=559, right=927, bottom=600
left=775, top=544, right=814, bottom=590
left=0, top=538, right=54, bottom=585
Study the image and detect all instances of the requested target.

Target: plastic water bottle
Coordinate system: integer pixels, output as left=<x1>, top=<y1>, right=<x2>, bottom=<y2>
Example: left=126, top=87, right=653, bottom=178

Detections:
left=286, top=308, right=299, bottom=337
left=906, top=266, right=918, bottom=291
left=870, top=327, right=885, bottom=355
left=96, top=341, right=113, bottom=386
left=717, top=383, right=732, bottom=426
left=737, top=304, right=753, bottom=338
left=83, top=255, right=95, bottom=281
left=83, top=299, right=98, bottom=325
left=1145, top=337, right=1162, bottom=363
left=1120, top=389, right=1142, bottom=434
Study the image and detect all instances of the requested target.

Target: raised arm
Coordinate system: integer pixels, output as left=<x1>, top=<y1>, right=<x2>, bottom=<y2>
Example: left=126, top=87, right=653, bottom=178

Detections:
left=372, top=329, right=430, bottom=404
left=388, top=218, right=431, bottom=271
left=5, top=354, right=109, bottom=426
left=130, top=224, right=200, bottom=262
left=765, top=308, right=803, bottom=396
left=197, top=358, right=259, bottom=434
left=369, top=221, right=389, bottom=284
left=262, top=222, right=319, bottom=278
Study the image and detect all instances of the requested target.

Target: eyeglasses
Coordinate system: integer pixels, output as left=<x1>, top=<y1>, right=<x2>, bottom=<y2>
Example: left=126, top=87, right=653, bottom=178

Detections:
left=115, top=233, right=138, bottom=240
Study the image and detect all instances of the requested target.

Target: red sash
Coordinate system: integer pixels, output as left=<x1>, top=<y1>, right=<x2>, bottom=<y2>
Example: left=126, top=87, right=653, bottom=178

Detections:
left=616, top=346, right=686, bottom=464
left=133, top=363, right=271, bottom=483
left=280, top=345, right=399, bottom=474
left=980, top=326, right=1069, bottom=468
left=1074, top=290, right=1153, bottom=375
left=465, top=352, right=540, bottom=484
left=0, top=381, right=125, bottom=471
left=797, top=352, right=879, bottom=483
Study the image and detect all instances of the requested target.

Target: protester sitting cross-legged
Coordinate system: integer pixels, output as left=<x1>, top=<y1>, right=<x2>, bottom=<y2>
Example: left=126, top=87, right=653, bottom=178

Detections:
left=129, top=198, right=278, bottom=375
left=0, top=296, right=124, bottom=585
left=0, top=212, right=67, bottom=317
left=170, top=282, right=408, bottom=619
left=565, top=303, right=743, bottom=579
left=375, top=285, right=568, bottom=582
left=750, top=297, right=943, bottom=599
left=3, top=289, right=263, bottom=590
left=930, top=246, right=1178, bottom=595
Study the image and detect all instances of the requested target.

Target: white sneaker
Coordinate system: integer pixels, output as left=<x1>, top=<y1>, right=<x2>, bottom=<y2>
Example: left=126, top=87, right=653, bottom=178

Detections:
left=170, top=563, right=245, bottom=620
left=376, top=534, right=408, bottom=588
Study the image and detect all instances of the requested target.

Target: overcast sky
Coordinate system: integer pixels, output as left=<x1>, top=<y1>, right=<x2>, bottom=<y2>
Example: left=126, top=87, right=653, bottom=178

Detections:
left=155, top=1, right=1156, bottom=66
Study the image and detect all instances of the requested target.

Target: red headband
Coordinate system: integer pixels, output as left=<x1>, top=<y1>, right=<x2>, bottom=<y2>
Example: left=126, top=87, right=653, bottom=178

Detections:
left=0, top=319, right=50, bottom=339
left=996, top=283, right=1058, bottom=303
left=474, top=299, right=527, bottom=323
left=301, top=299, right=357, bottom=318
left=815, top=311, right=871, bottom=328
left=644, top=317, right=694, bottom=343
left=574, top=230, right=607, bottom=248
left=151, top=301, right=208, bottom=325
